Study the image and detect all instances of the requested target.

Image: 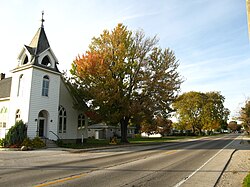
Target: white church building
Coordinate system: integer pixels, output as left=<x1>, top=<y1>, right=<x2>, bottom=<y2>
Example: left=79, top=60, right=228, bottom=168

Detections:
left=0, top=17, right=135, bottom=143
left=0, top=17, right=91, bottom=143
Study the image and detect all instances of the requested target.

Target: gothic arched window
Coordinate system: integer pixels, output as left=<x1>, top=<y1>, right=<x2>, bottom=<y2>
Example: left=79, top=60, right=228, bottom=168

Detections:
left=58, top=105, right=66, bottom=133
left=15, top=109, right=21, bottom=122
left=78, top=114, right=85, bottom=129
left=0, top=107, right=7, bottom=128
left=42, top=75, right=49, bottom=97
left=23, top=55, right=28, bottom=65
left=17, top=74, right=23, bottom=97
left=41, top=56, right=51, bottom=67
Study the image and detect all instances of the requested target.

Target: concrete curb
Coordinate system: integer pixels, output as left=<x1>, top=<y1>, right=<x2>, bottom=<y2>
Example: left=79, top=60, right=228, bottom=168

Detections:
left=213, top=149, right=237, bottom=187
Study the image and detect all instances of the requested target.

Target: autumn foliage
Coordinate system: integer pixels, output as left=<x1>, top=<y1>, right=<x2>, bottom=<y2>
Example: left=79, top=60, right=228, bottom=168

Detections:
left=70, top=24, right=182, bottom=142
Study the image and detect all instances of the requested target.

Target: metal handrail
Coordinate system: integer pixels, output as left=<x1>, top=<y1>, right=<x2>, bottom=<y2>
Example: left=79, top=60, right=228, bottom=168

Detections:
left=49, top=130, right=60, bottom=140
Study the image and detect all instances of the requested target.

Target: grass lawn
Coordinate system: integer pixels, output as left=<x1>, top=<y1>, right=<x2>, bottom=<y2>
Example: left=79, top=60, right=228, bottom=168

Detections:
left=59, top=135, right=203, bottom=149
left=59, top=139, right=111, bottom=149
left=128, top=136, right=200, bottom=144
left=242, top=172, right=250, bottom=187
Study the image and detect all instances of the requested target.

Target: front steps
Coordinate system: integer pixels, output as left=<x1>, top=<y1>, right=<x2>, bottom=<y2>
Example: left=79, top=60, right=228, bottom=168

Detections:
left=41, top=138, right=58, bottom=148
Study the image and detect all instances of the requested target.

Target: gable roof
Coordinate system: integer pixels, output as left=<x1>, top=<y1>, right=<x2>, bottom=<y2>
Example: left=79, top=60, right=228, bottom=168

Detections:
left=0, top=77, right=12, bottom=99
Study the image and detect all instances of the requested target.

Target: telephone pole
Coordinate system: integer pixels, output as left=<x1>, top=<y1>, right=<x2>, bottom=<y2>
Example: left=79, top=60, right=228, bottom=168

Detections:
left=247, top=0, right=250, bottom=39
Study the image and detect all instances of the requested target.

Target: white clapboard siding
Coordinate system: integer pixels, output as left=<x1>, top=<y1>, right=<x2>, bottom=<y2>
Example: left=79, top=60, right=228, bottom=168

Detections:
left=58, top=79, right=78, bottom=140
left=28, top=67, right=61, bottom=140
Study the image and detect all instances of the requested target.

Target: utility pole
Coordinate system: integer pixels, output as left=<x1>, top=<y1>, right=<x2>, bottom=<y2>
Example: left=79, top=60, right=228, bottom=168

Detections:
left=247, top=0, right=250, bottom=40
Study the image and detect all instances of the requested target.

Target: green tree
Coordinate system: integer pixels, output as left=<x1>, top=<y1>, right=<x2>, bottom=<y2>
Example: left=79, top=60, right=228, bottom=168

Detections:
left=5, top=120, right=27, bottom=146
left=173, top=91, right=229, bottom=135
left=202, top=92, right=229, bottom=133
left=70, top=24, right=183, bottom=143
left=155, top=117, right=172, bottom=136
left=238, top=100, right=250, bottom=134
left=173, top=91, right=205, bottom=134
left=228, top=121, right=238, bottom=132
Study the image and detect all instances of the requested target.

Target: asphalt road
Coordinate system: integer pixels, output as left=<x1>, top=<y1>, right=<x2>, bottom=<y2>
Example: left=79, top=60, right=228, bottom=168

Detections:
left=0, top=134, right=240, bottom=187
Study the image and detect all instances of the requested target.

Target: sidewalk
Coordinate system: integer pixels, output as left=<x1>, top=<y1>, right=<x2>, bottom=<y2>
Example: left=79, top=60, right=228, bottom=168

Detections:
left=216, top=135, right=250, bottom=187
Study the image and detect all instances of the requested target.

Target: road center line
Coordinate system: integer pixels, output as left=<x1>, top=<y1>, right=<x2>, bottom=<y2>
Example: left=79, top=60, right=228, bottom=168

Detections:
left=35, top=173, right=86, bottom=187
left=165, top=150, right=177, bottom=155
left=173, top=136, right=238, bottom=187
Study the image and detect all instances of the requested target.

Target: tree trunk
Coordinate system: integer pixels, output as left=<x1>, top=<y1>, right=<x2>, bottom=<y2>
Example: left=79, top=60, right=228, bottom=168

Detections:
left=192, top=126, right=195, bottom=134
left=198, top=128, right=202, bottom=136
left=120, top=116, right=129, bottom=143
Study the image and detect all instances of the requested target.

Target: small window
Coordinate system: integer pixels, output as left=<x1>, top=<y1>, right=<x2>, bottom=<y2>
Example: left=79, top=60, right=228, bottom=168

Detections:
left=17, top=74, right=23, bottom=97
left=15, top=109, right=21, bottom=121
left=42, top=75, right=49, bottom=97
left=58, top=105, right=66, bottom=133
left=78, top=114, right=85, bottom=129
left=41, top=56, right=51, bottom=67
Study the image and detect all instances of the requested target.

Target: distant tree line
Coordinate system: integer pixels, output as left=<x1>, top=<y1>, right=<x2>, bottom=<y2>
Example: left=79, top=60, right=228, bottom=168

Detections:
left=172, top=91, right=230, bottom=135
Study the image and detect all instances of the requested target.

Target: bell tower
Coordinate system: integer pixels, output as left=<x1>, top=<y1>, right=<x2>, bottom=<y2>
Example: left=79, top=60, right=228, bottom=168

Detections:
left=9, top=12, right=61, bottom=140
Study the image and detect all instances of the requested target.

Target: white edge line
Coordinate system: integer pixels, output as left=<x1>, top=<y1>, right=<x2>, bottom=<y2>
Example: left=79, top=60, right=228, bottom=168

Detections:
left=173, top=136, right=238, bottom=187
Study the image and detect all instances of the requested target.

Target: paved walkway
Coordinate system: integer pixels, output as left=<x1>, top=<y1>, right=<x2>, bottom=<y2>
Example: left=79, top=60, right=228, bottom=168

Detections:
left=216, top=134, right=250, bottom=187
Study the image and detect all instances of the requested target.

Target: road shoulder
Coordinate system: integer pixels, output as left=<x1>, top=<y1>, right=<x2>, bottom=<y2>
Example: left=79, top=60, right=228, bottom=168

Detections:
left=216, top=135, right=250, bottom=187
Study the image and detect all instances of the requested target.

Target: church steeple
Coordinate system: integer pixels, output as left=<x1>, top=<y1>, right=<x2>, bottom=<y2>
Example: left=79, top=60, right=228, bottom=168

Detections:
left=28, top=11, right=50, bottom=56
left=14, top=12, right=60, bottom=73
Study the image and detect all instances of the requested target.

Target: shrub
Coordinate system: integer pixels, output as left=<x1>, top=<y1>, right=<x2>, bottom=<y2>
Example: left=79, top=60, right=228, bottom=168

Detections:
left=56, top=139, right=63, bottom=146
left=32, top=137, right=45, bottom=148
left=134, top=134, right=141, bottom=139
left=21, top=137, right=45, bottom=149
left=0, top=138, right=6, bottom=147
left=21, top=138, right=33, bottom=147
left=5, top=120, right=27, bottom=147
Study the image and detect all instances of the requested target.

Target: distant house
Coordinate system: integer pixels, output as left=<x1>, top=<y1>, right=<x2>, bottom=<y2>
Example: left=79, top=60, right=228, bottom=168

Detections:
left=86, top=123, right=135, bottom=139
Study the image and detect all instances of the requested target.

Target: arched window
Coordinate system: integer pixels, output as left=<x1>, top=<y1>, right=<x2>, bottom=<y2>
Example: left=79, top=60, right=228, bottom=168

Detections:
left=17, top=74, right=23, bottom=97
left=23, top=55, right=28, bottom=64
left=42, top=75, right=49, bottom=97
left=58, top=105, right=66, bottom=133
left=78, top=114, right=85, bottom=129
left=39, top=111, right=44, bottom=118
left=15, top=109, right=21, bottom=122
left=0, top=107, right=7, bottom=128
left=41, top=56, right=51, bottom=67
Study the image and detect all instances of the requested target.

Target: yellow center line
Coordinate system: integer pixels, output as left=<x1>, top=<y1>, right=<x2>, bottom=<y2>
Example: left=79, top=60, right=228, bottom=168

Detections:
left=165, top=150, right=177, bottom=155
left=36, top=150, right=178, bottom=186
left=35, top=173, right=86, bottom=187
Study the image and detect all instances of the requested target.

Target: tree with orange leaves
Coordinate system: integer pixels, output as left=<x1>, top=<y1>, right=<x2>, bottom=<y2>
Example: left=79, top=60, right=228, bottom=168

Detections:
left=70, top=24, right=182, bottom=143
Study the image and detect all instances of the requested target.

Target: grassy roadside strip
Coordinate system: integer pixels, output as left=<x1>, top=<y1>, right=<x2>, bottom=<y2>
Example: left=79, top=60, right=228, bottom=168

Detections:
left=242, top=135, right=250, bottom=187
left=128, top=136, right=201, bottom=144
left=59, top=134, right=223, bottom=149
left=243, top=172, right=250, bottom=187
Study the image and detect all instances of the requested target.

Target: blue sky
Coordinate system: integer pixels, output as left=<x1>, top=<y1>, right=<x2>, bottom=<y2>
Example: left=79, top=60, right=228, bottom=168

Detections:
left=0, top=0, right=249, bottom=119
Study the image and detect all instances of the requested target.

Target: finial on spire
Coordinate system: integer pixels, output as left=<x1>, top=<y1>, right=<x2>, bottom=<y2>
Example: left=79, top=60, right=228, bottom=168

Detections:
left=41, top=10, right=45, bottom=28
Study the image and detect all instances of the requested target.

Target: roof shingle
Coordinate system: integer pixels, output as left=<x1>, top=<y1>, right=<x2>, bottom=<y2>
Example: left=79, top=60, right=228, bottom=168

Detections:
left=0, top=77, right=12, bottom=99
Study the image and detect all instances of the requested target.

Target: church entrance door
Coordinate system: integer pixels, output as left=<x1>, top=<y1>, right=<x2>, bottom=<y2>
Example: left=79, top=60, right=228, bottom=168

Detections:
left=38, top=118, right=45, bottom=137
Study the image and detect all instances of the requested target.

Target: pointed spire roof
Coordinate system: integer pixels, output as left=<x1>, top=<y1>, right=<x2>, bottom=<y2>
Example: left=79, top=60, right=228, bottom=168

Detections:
left=13, top=12, right=60, bottom=73
left=29, top=11, right=50, bottom=56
